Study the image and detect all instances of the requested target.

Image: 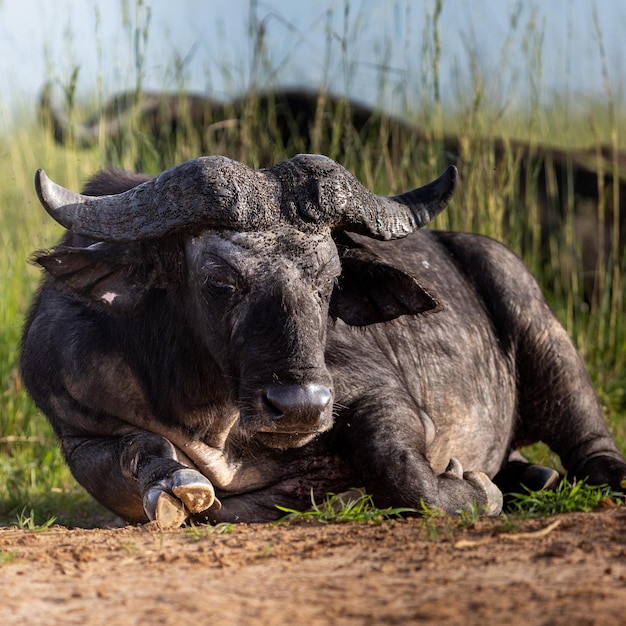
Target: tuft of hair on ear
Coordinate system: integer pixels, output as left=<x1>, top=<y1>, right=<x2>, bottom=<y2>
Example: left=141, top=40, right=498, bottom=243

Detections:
left=81, top=169, right=153, bottom=197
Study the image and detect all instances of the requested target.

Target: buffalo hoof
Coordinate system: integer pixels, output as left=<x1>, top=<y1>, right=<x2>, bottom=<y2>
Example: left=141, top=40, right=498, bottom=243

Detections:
left=143, top=468, right=221, bottom=528
left=519, top=464, right=561, bottom=491
left=576, top=455, right=626, bottom=493
left=172, top=468, right=221, bottom=513
left=444, top=457, right=464, bottom=479
left=443, top=458, right=503, bottom=516
left=143, top=489, right=188, bottom=529
left=464, top=471, right=503, bottom=516
left=494, top=461, right=562, bottom=496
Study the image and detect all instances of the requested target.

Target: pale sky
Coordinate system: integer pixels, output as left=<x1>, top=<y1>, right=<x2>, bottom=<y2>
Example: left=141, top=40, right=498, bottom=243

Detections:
left=0, top=0, right=624, bottom=125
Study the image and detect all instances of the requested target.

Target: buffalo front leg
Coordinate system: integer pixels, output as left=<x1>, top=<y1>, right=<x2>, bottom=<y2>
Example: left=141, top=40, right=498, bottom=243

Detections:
left=339, top=409, right=503, bottom=516
left=63, top=432, right=219, bottom=528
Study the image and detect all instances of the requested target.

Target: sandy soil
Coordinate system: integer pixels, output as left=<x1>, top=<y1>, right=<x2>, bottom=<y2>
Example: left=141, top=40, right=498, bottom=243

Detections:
left=1, top=506, right=626, bottom=625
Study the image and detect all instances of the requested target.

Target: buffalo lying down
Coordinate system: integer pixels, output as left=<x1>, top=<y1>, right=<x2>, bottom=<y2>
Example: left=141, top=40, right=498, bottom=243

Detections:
left=21, top=154, right=626, bottom=527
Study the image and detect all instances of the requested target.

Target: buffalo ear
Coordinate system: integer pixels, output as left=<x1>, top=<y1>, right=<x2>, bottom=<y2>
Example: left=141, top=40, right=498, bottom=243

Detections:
left=34, top=242, right=164, bottom=313
left=330, top=254, right=442, bottom=326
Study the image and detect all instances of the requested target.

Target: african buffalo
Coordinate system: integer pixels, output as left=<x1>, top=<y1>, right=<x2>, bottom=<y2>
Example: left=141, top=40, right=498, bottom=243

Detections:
left=21, top=154, right=626, bottom=527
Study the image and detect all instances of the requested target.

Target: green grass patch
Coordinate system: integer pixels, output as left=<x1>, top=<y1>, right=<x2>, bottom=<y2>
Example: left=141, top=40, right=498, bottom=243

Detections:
left=0, top=550, right=18, bottom=565
left=12, top=507, right=57, bottom=532
left=505, top=478, right=622, bottom=518
left=275, top=489, right=417, bottom=525
left=184, top=522, right=236, bottom=540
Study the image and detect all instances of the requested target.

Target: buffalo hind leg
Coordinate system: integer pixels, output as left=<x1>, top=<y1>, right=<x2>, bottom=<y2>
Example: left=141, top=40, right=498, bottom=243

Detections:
left=446, top=233, right=626, bottom=492
left=515, top=299, right=626, bottom=492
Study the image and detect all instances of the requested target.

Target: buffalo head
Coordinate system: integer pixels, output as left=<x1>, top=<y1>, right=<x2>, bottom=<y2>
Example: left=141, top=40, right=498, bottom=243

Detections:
left=34, top=155, right=457, bottom=449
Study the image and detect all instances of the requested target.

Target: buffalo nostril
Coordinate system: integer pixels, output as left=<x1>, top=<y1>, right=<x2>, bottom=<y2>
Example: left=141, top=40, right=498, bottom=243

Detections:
left=264, top=383, right=332, bottom=421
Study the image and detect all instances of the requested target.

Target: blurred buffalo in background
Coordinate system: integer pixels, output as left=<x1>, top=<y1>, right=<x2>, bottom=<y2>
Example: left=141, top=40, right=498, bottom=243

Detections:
left=40, top=85, right=625, bottom=303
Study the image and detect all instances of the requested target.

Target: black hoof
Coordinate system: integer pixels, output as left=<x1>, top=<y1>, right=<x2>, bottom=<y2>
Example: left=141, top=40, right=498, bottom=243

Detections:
left=494, top=461, right=562, bottom=495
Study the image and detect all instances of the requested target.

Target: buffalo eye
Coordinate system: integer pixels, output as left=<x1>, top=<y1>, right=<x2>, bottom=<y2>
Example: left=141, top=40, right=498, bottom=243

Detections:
left=203, top=263, right=241, bottom=293
left=207, top=277, right=236, bottom=292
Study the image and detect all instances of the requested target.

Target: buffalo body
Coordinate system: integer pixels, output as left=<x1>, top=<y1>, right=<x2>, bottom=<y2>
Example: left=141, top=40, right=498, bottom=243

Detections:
left=21, top=155, right=626, bottom=526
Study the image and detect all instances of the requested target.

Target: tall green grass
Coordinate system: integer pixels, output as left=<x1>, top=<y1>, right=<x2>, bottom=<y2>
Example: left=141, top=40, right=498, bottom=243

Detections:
left=0, top=1, right=624, bottom=526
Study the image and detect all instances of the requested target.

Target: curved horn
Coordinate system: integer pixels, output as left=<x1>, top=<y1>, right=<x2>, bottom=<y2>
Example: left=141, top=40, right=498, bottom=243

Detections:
left=35, top=156, right=280, bottom=243
left=276, top=154, right=457, bottom=240
left=369, top=165, right=457, bottom=237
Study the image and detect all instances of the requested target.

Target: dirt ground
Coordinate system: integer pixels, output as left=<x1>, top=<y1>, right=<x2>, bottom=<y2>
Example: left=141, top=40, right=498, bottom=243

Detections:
left=2, top=506, right=626, bottom=626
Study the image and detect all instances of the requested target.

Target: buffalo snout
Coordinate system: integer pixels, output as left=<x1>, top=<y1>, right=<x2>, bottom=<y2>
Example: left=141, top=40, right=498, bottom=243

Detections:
left=264, top=383, right=332, bottom=424
left=243, top=382, right=334, bottom=448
